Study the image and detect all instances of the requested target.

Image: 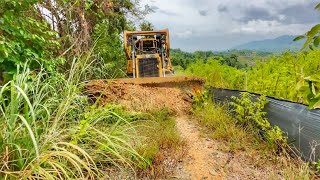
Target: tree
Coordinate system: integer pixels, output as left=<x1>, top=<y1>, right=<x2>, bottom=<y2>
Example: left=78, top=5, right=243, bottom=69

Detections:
left=38, top=0, right=149, bottom=55
left=140, top=21, right=154, bottom=31
left=0, top=0, right=60, bottom=81
left=0, top=0, right=152, bottom=81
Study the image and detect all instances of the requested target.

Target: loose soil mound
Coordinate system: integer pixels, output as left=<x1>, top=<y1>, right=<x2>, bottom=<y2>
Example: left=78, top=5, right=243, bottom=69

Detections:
left=85, top=80, right=192, bottom=115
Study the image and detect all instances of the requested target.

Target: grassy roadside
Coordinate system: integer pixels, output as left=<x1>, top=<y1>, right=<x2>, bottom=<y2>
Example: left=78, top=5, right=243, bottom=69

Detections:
left=192, top=97, right=315, bottom=179
left=0, top=62, right=150, bottom=179
left=93, top=106, right=185, bottom=179
left=193, top=100, right=254, bottom=151
left=135, top=108, right=185, bottom=178
left=0, top=59, right=184, bottom=179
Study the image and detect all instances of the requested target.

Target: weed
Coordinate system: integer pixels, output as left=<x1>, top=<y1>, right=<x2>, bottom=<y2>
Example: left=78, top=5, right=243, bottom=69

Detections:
left=0, top=58, right=145, bottom=179
left=135, top=108, right=185, bottom=178
left=192, top=99, right=254, bottom=150
left=230, top=92, right=287, bottom=149
left=192, top=93, right=315, bottom=179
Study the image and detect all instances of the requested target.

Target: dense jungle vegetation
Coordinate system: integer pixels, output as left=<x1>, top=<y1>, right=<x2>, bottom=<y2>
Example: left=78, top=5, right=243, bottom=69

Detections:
left=171, top=49, right=271, bottom=69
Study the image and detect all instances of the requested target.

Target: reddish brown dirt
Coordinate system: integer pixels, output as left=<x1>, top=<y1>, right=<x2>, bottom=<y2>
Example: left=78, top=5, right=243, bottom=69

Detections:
left=173, top=116, right=283, bottom=180
left=109, top=76, right=204, bottom=86
left=85, top=80, right=192, bottom=115
left=85, top=80, right=295, bottom=180
left=175, top=116, right=215, bottom=179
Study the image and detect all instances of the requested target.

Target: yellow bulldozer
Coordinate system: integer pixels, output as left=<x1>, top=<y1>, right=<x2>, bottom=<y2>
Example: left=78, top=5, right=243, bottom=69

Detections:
left=85, top=29, right=204, bottom=94
left=124, top=29, right=173, bottom=78
left=120, top=29, right=204, bottom=90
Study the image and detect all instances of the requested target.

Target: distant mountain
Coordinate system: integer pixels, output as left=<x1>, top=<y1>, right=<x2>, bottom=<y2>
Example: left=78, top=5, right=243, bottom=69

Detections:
left=232, top=35, right=304, bottom=52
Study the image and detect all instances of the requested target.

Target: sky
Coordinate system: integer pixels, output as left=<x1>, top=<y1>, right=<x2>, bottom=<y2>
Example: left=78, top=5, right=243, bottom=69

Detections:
left=140, top=0, right=320, bottom=51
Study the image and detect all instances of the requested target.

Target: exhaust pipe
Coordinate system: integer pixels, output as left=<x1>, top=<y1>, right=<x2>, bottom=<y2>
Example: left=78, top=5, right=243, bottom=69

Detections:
left=161, top=36, right=166, bottom=77
left=131, top=37, right=136, bottom=78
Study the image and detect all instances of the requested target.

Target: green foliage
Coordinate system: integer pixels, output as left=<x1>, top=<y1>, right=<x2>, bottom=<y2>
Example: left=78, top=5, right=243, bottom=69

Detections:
left=230, top=93, right=287, bottom=147
left=230, top=93, right=267, bottom=126
left=89, top=20, right=128, bottom=79
left=171, top=49, right=197, bottom=69
left=187, top=59, right=245, bottom=89
left=187, top=49, right=320, bottom=109
left=246, top=50, right=320, bottom=108
left=297, top=74, right=320, bottom=109
left=140, top=21, right=154, bottom=31
left=192, top=98, right=252, bottom=150
left=0, top=59, right=145, bottom=179
left=192, top=90, right=209, bottom=105
left=0, top=0, right=62, bottom=80
left=0, top=0, right=150, bottom=82
left=171, top=49, right=269, bottom=69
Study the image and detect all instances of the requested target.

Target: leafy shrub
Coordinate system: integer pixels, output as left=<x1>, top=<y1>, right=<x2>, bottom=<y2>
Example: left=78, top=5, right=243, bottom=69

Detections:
left=297, top=74, right=320, bottom=109
left=230, top=92, right=287, bottom=148
left=187, top=59, right=245, bottom=89
left=192, top=89, right=209, bottom=105
left=192, top=99, right=252, bottom=150
left=0, top=0, right=62, bottom=80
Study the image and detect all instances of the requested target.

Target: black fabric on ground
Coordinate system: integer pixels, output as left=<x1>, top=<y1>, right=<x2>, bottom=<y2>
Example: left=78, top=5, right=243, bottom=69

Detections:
left=210, top=87, right=320, bottom=161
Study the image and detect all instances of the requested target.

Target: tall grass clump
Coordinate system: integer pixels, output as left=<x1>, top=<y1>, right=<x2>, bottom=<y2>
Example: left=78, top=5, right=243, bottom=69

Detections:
left=0, top=57, right=145, bottom=179
left=192, top=92, right=286, bottom=151
left=192, top=98, right=252, bottom=150
left=134, top=108, right=185, bottom=178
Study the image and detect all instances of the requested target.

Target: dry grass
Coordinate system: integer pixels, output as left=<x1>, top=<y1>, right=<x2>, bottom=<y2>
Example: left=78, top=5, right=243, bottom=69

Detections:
left=192, top=101, right=257, bottom=151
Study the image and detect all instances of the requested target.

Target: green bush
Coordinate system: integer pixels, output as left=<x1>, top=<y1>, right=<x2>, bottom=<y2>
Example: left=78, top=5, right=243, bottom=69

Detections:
left=0, top=0, right=62, bottom=80
left=230, top=92, right=287, bottom=148
left=192, top=99, right=251, bottom=150
left=187, top=59, right=245, bottom=89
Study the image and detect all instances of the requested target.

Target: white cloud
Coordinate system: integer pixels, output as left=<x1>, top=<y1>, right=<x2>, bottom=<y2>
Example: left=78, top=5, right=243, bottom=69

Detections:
left=175, top=30, right=193, bottom=38
left=232, top=20, right=280, bottom=34
left=139, top=0, right=319, bottom=51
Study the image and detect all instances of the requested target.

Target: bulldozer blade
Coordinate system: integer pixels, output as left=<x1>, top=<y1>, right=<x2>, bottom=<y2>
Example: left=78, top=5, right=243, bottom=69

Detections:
left=109, top=76, right=205, bottom=93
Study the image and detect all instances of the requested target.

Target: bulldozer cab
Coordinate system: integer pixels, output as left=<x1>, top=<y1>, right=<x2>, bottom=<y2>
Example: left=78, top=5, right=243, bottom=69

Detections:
left=124, top=29, right=173, bottom=78
left=136, top=38, right=159, bottom=54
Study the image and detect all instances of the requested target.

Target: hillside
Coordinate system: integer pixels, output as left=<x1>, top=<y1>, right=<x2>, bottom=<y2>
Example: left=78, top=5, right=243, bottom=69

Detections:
left=232, top=35, right=304, bottom=52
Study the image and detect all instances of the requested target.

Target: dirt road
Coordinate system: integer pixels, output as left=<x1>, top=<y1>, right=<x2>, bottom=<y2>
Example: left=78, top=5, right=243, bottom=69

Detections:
left=175, top=116, right=216, bottom=179
left=85, top=81, right=297, bottom=179
left=174, top=116, right=278, bottom=180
